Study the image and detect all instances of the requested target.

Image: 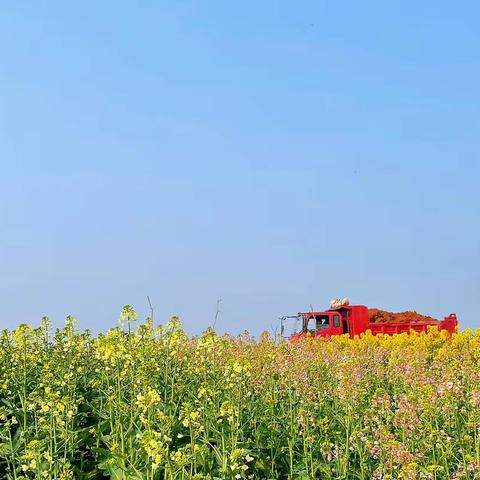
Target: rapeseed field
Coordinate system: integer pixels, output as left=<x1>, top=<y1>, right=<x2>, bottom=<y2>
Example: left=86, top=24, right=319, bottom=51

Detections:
left=0, top=308, right=479, bottom=479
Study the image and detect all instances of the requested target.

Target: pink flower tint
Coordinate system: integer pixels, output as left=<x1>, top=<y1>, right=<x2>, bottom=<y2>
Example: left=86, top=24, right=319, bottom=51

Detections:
left=471, top=391, right=480, bottom=408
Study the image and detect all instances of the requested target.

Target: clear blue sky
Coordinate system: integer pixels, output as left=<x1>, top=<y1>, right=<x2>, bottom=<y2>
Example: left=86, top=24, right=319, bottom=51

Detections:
left=1, top=2, right=479, bottom=334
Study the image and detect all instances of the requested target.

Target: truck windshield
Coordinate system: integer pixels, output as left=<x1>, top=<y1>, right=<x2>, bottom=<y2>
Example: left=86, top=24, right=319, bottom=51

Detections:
left=306, top=315, right=330, bottom=333
left=281, top=314, right=304, bottom=337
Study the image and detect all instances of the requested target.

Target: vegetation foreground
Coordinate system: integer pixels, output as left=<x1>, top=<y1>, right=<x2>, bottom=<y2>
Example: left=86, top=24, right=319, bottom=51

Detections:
left=0, top=310, right=479, bottom=480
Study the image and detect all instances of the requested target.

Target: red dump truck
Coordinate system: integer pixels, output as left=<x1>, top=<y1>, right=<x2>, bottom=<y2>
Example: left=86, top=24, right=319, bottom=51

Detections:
left=281, top=301, right=458, bottom=340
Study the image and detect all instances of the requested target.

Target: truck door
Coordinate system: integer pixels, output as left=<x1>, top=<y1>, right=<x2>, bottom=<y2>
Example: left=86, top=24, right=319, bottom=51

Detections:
left=333, top=308, right=349, bottom=335
left=332, top=313, right=344, bottom=335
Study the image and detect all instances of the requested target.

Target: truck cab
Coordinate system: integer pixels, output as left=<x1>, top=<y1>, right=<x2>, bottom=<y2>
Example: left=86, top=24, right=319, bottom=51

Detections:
left=284, top=311, right=345, bottom=340
left=282, top=305, right=370, bottom=340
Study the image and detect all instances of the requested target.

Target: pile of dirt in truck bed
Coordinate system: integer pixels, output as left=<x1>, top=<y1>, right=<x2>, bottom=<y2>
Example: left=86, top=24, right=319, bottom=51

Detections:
left=368, top=309, right=439, bottom=324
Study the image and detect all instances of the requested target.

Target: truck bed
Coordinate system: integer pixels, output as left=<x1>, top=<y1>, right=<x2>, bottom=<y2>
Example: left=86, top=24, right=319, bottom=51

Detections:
left=366, top=314, right=458, bottom=335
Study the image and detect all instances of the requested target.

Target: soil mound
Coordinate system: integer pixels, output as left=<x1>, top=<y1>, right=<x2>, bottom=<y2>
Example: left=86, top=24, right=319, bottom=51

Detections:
left=368, top=309, right=439, bottom=324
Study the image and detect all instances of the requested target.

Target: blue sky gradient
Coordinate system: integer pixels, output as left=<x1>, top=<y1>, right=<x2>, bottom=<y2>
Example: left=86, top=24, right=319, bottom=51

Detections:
left=1, top=2, right=479, bottom=334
